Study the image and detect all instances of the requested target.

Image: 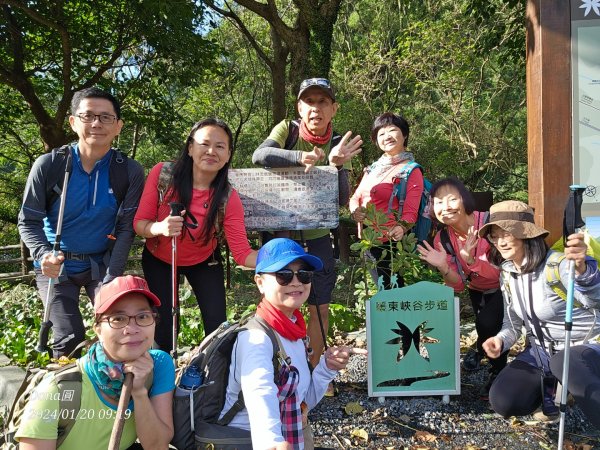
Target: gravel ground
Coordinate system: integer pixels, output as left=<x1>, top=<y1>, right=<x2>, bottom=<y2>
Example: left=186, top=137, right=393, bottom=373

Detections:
left=309, top=332, right=600, bottom=450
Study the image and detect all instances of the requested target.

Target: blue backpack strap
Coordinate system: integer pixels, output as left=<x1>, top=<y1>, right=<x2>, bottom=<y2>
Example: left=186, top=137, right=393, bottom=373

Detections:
left=388, top=161, right=421, bottom=215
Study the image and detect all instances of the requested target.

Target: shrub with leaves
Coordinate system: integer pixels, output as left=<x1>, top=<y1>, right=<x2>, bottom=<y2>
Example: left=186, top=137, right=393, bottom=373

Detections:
left=350, top=202, right=443, bottom=289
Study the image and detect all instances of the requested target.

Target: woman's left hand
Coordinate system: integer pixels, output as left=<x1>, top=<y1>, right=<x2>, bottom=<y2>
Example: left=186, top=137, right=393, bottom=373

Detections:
left=564, top=232, right=588, bottom=275
left=123, top=352, right=154, bottom=395
left=324, top=346, right=368, bottom=371
left=458, top=226, right=478, bottom=265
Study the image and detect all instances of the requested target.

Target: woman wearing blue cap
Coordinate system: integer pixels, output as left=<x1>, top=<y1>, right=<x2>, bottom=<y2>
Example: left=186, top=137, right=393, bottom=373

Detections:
left=220, top=238, right=367, bottom=449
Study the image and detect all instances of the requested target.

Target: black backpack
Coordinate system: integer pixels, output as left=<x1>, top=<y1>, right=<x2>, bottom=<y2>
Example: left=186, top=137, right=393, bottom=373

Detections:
left=45, top=144, right=130, bottom=210
left=171, top=315, right=284, bottom=450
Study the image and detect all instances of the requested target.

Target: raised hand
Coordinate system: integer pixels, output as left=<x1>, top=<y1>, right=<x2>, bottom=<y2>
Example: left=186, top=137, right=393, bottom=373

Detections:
left=417, top=240, right=448, bottom=269
left=459, top=226, right=478, bottom=265
left=300, top=146, right=325, bottom=172
left=329, top=131, right=363, bottom=167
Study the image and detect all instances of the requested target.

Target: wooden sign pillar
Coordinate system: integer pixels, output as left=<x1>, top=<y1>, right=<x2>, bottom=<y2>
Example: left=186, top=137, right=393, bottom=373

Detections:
left=526, top=0, right=572, bottom=244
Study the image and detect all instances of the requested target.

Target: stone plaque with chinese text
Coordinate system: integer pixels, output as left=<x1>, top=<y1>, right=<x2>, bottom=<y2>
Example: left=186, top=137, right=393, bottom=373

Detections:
left=228, top=167, right=339, bottom=231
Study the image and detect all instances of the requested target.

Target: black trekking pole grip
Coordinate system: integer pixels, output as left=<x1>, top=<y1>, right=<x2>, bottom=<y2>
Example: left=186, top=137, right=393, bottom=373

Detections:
left=169, top=202, right=184, bottom=217
left=36, top=320, right=53, bottom=353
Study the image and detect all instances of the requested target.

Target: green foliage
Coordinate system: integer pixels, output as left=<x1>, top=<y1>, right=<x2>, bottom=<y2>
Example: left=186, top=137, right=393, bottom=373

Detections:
left=0, top=285, right=49, bottom=367
left=350, top=202, right=443, bottom=292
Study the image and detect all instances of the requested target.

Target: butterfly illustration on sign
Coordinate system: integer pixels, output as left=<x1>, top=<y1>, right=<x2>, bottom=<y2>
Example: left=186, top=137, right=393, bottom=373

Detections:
left=580, top=0, right=600, bottom=17
left=386, top=320, right=440, bottom=362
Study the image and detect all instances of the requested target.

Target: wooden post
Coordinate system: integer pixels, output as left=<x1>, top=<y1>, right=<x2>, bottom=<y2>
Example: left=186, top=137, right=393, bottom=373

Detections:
left=20, top=239, right=29, bottom=276
left=526, top=0, right=572, bottom=244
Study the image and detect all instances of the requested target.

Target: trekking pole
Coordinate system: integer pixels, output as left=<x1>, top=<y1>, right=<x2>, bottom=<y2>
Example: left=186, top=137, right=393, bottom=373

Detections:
left=169, top=202, right=185, bottom=360
left=36, top=151, right=73, bottom=354
left=108, top=372, right=133, bottom=450
left=557, top=184, right=586, bottom=449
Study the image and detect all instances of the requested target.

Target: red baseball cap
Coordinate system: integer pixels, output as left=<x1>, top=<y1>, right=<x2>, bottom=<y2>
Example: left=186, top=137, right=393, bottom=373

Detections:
left=95, top=275, right=161, bottom=314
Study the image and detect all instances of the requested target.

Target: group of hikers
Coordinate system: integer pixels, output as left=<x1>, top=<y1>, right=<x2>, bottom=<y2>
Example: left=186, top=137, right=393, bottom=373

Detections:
left=11, top=79, right=600, bottom=449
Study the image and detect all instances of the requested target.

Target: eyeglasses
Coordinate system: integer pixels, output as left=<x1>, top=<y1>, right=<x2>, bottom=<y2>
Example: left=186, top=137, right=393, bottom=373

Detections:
left=299, top=78, right=331, bottom=90
left=76, top=113, right=118, bottom=124
left=487, top=232, right=516, bottom=245
left=262, top=269, right=314, bottom=286
left=98, top=312, right=157, bottom=329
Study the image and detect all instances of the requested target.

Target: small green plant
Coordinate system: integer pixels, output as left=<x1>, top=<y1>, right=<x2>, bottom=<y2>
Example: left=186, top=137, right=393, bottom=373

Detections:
left=349, top=202, right=443, bottom=291
left=0, top=284, right=50, bottom=367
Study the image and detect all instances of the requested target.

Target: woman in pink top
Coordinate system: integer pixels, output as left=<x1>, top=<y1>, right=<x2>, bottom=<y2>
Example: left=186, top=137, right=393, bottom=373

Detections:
left=350, top=112, right=424, bottom=289
left=134, top=118, right=257, bottom=352
left=417, top=177, right=506, bottom=398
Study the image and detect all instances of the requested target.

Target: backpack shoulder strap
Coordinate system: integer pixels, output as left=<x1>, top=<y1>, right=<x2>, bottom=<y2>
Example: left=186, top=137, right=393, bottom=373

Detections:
left=45, top=144, right=73, bottom=210
left=283, top=119, right=300, bottom=150
left=108, top=149, right=130, bottom=207
left=157, top=161, right=174, bottom=205
left=439, top=228, right=455, bottom=257
left=214, top=183, right=232, bottom=246
left=217, top=315, right=283, bottom=426
left=545, top=252, right=567, bottom=301
left=388, top=161, right=423, bottom=214
left=53, top=363, right=83, bottom=446
left=330, top=130, right=343, bottom=148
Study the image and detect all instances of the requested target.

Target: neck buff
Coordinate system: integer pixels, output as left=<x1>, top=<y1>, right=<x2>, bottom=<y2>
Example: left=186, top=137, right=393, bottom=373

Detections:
left=256, top=298, right=307, bottom=341
left=299, top=120, right=332, bottom=146
left=366, top=152, right=414, bottom=178
left=85, top=341, right=125, bottom=399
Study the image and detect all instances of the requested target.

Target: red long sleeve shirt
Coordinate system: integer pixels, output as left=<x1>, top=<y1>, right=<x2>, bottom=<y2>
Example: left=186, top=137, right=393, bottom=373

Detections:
left=134, top=162, right=253, bottom=266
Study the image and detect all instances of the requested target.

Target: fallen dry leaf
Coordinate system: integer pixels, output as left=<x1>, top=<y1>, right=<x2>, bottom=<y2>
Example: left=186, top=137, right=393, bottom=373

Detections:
left=344, top=401, right=364, bottom=415
left=350, top=428, right=369, bottom=442
left=414, top=430, right=437, bottom=442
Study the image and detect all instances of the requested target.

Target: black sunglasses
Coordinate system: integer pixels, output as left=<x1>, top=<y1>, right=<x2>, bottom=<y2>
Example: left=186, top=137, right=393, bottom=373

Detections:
left=262, top=269, right=314, bottom=286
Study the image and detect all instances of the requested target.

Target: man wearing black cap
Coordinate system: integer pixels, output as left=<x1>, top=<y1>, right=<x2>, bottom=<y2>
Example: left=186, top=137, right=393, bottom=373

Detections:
left=252, top=78, right=362, bottom=370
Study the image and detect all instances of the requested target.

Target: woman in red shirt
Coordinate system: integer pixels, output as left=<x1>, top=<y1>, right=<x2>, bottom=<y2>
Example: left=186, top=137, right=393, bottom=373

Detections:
left=134, top=118, right=257, bottom=352
left=349, top=112, right=424, bottom=289
left=417, top=177, right=506, bottom=398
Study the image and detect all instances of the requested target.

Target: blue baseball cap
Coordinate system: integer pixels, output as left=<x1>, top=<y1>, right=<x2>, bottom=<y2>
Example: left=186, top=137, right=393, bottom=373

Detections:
left=255, top=238, right=323, bottom=273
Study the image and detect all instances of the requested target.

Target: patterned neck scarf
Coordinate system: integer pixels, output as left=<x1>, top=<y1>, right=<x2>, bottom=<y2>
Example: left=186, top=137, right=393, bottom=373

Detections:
left=85, top=342, right=125, bottom=399
left=299, top=120, right=332, bottom=146
left=276, top=355, right=303, bottom=448
left=366, top=152, right=414, bottom=178
left=256, top=298, right=307, bottom=341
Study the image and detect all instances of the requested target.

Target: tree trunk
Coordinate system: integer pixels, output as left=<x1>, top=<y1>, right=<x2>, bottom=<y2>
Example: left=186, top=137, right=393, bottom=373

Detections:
left=270, top=25, right=289, bottom=123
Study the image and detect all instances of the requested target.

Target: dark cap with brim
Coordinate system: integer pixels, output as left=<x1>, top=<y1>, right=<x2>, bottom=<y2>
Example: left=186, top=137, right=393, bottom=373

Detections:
left=297, top=78, right=335, bottom=102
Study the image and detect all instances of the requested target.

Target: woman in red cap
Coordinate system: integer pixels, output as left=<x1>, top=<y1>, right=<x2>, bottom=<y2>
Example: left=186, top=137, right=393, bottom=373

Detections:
left=16, top=275, right=175, bottom=450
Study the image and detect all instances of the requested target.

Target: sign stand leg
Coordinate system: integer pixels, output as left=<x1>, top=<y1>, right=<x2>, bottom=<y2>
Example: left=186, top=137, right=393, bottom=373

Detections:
left=377, top=397, right=385, bottom=405
left=442, top=395, right=450, bottom=404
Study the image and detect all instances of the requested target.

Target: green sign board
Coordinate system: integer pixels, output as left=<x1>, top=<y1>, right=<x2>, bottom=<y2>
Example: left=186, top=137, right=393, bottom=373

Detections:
left=367, top=281, right=460, bottom=397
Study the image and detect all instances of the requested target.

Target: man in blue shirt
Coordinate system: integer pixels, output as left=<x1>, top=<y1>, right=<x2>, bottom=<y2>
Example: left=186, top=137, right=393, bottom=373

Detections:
left=18, top=87, right=144, bottom=357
